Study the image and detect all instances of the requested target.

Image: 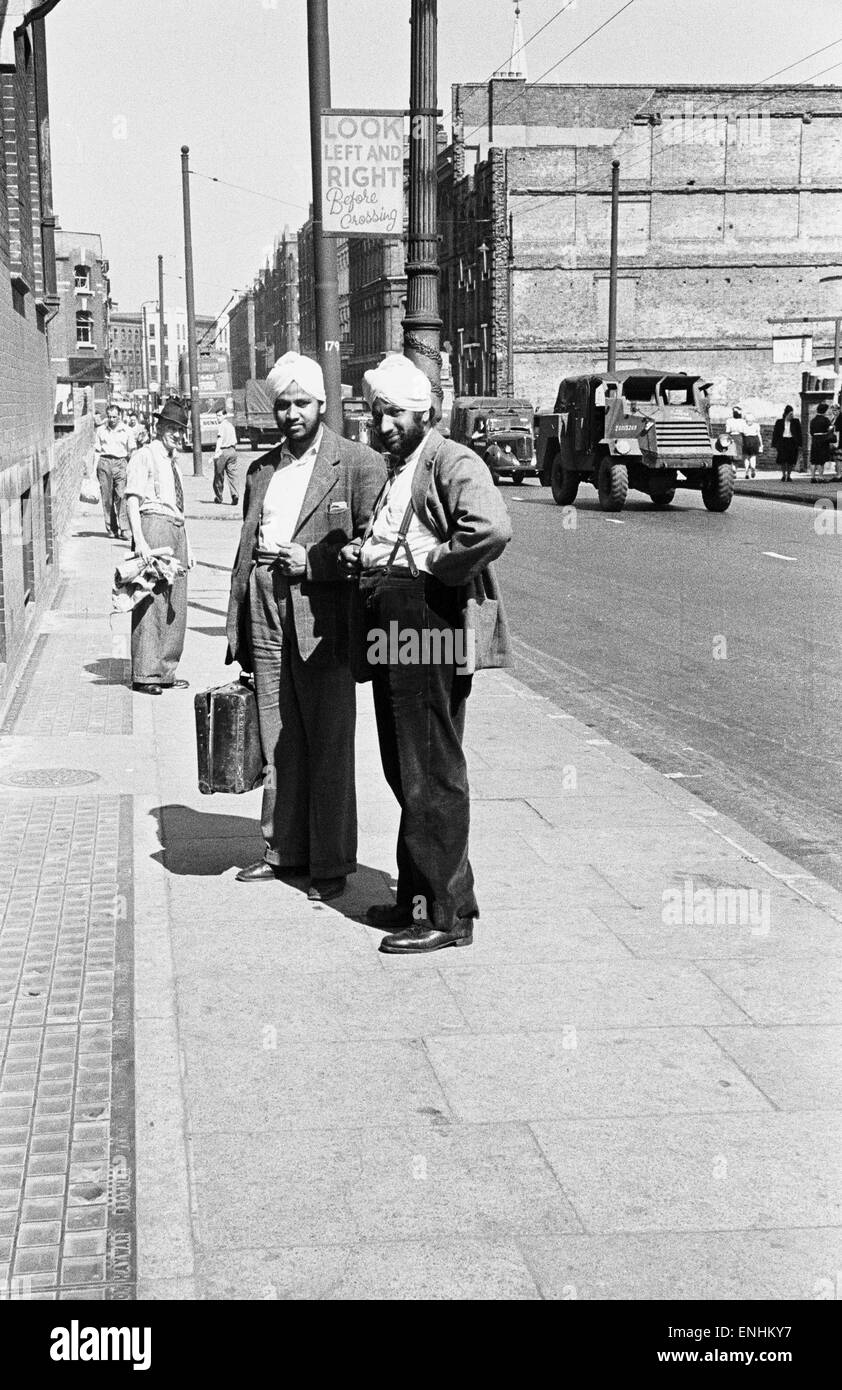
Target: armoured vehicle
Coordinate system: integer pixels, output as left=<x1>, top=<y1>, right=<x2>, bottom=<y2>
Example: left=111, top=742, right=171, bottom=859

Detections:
left=450, top=396, right=539, bottom=484
left=535, top=370, right=739, bottom=512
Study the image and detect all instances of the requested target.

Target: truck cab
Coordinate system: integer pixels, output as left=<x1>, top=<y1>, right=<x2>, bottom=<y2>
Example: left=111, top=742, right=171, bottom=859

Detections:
left=450, top=396, right=538, bottom=484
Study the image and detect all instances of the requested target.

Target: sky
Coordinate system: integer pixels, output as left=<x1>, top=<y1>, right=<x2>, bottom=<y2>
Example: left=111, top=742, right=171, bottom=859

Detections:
left=44, top=0, right=842, bottom=320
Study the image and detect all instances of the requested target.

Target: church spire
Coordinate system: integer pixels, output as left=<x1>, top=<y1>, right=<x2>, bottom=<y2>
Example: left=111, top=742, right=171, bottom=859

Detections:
left=495, top=1, right=528, bottom=80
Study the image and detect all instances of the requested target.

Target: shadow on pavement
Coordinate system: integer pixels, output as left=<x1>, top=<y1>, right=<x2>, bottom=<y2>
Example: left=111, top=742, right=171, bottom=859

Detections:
left=148, top=804, right=394, bottom=921
left=84, top=659, right=131, bottom=686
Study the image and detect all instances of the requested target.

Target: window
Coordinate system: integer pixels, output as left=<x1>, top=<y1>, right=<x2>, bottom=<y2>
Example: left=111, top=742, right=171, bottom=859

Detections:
left=76, top=310, right=94, bottom=345
left=149, top=323, right=155, bottom=338
left=43, top=473, right=54, bottom=566
left=75, top=264, right=91, bottom=291
left=149, top=345, right=156, bottom=362
left=20, top=489, right=34, bottom=605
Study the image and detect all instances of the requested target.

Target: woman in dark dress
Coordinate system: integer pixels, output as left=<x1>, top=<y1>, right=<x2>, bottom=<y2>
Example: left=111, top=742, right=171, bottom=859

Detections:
left=771, top=405, right=802, bottom=481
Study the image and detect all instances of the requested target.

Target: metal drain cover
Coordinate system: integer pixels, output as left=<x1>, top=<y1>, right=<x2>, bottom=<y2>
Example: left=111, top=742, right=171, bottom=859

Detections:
left=0, top=768, right=101, bottom=788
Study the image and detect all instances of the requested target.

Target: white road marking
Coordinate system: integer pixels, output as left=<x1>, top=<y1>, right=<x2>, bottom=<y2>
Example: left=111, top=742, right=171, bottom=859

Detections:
left=664, top=772, right=704, bottom=779
left=762, top=551, right=797, bottom=562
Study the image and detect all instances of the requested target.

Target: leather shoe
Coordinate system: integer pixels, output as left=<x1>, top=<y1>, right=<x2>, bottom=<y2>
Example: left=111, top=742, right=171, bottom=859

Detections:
left=366, top=902, right=415, bottom=931
left=236, top=861, right=284, bottom=882
left=132, top=682, right=162, bottom=695
left=379, top=922, right=473, bottom=954
left=307, top=876, right=347, bottom=902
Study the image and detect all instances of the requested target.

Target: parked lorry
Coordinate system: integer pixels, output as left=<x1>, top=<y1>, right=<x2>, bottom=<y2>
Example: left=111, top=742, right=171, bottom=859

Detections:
left=450, top=396, right=539, bottom=484
left=535, top=370, right=739, bottom=512
left=342, top=397, right=374, bottom=445
left=244, top=378, right=284, bottom=450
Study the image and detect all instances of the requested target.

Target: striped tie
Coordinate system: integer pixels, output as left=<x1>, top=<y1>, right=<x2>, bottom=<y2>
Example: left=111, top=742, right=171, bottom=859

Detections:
left=170, top=456, right=184, bottom=513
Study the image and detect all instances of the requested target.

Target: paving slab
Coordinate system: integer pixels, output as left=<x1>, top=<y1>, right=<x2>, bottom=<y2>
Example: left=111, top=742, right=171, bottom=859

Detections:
left=197, top=1238, right=541, bottom=1301
left=431, top=960, right=746, bottom=1030
left=709, top=1026, right=842, bottom=1111
left=424, top=1028, right=771, bottom=1123
left=519, top=1228, right=842, bottom=1301
left=530, top=1114, right=842, bottom=1232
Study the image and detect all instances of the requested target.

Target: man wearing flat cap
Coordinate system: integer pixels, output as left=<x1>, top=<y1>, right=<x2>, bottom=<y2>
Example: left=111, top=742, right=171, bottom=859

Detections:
left=340, top=353, right=512, bottom=953
left=125, top=398, right=194, bottom=695
left=226, top=351, right=387, bottom=902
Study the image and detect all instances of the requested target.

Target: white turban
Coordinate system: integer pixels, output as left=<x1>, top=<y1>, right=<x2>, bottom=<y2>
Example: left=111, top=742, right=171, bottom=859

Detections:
left=363, top=354, right=432, bottom=412
left=265, top=351, right=325, bottom=404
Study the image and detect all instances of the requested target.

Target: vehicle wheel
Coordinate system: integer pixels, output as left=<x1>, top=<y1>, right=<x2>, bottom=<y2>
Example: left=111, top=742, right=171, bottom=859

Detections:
left=550, top=455, right=579, bottom=506
left=649, top=488, right=675, bottom=507
left=249, top=432, right=258, bottom=451
left=512, top=471, right=524, bottom=485
left=701, top=463, right=734, bottom=512
left=597, top=459, right=628, bottom=511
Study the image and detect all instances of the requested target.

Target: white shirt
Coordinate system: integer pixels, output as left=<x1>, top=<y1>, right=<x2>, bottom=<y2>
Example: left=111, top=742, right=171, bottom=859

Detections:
left=360, top=440, right=439, bottom=572
left=215, top=417, right=237, bottom=452
left=125, top=440, right=185, bottom=519
left=257, top=428, right=323, bottom=553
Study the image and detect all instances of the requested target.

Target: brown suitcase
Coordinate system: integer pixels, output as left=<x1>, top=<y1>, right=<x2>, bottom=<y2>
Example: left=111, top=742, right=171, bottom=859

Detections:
left=194, top=677, right=264, bottom=795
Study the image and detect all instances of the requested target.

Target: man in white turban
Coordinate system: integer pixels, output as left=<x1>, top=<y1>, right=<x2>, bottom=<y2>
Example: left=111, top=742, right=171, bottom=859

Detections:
left=339, top=353, right=513, bottom=953
left=226, top=352, right=387, bottom=901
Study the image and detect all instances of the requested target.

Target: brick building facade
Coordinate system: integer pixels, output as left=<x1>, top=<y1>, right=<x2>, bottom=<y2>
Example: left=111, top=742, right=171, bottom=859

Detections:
left=345, top=236, right=406, bottom=394
left=108, top=309, right=143, bottom=395
left=440, top=79, right=842, bottom=412
left=51, top=228, right=110, bottom=410
left=230, top=228, right=300, bottom=389
left=0, top=1, right=88, bottom=701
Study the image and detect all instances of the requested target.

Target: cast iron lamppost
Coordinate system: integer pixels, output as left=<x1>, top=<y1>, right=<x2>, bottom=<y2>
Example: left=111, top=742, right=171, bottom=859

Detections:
left=403, top=0, right=443, bottom=414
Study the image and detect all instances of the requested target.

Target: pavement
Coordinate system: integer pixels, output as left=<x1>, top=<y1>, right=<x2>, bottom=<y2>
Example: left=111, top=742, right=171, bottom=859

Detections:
left=733, top=468, right=842, bottom=505
left=1, top=454, right=841, bottom=1301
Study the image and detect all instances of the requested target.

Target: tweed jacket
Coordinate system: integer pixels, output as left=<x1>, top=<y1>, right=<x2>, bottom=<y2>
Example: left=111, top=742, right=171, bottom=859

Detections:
left=409, top=428, right=512, bottom=586
left=226, top=425, right=387, bottom=667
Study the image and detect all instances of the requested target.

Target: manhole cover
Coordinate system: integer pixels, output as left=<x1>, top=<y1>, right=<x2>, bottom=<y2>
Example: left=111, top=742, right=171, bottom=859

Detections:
left=0, top=768, right=101, bottom=788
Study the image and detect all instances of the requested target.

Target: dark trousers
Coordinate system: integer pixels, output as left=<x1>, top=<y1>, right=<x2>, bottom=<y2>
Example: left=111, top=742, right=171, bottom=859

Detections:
left=213, top=448, right=239, bottom=502
left=359, top=569, right=477, bottom=929
left=248, top=562, right=357, bottom=878
left=131, top=514, right=188, bottom=685
left=97, top=456, right=127, bottom=534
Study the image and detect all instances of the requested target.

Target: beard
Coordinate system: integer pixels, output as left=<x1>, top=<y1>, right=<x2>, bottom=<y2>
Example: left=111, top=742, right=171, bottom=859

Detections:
left=384, top=415, right=427, bottom=465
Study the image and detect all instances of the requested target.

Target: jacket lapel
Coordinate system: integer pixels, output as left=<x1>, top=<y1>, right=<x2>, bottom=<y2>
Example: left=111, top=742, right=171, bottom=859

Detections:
left=292, top=426, right=340, bottom=537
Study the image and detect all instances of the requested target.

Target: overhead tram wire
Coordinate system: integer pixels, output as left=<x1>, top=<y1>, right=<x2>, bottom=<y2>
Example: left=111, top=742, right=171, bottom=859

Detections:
left=187, top=168, right=310, bottom=213
left=510, top=42, right=842, bottom=219
left=508, top=45, right=842, bottom=223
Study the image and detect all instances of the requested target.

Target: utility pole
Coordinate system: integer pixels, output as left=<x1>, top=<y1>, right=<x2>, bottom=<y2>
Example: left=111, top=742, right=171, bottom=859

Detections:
left=607, top=158, right=620, bottom=372
left=306, top=0, right=343, bottom=432
left=157, top=254, right=166, bottom=402
left=404, top=0, right=442, bottom=414
left=180, top=145, right=203, bottom=477
left=507, top=212, right=515, bottom=395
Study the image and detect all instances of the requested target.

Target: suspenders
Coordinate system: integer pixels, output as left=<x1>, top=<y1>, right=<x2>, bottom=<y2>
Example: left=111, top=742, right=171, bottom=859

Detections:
left=385, top=501, right=419, bottom=578
left=362, top=476, right=420, bottom=578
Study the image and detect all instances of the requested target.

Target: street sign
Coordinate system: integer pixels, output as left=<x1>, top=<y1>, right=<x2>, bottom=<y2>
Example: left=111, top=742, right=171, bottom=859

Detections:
left=321, top=109, right=404, bottom=236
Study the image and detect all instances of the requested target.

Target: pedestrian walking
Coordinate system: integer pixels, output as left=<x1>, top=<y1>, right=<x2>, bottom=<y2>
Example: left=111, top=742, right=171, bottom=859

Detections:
left=809, top=402, right=835, bottom=483
left=212, top=404, right=239, bottom=505
left=94, top=404, right=136, bottom=537
left=771, top=405, right=802, bottom=481
left=225, top=351, right=386, bottom=902
left=740, top=410, right=762, bottom=479
left=339, top=354, right=512, bottom=954
left=124, top=399, right=194, bottom=694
